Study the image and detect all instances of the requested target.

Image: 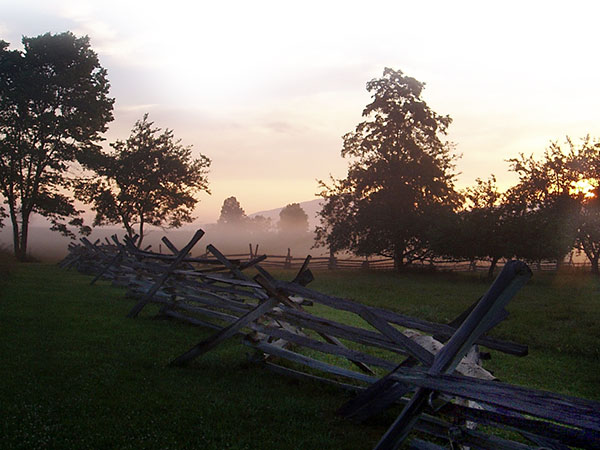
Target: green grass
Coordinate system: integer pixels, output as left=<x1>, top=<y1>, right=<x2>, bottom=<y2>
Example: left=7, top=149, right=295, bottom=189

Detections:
left=302, top=269, right=600, bottom=398
left=0, top=264, right=598, bottom=449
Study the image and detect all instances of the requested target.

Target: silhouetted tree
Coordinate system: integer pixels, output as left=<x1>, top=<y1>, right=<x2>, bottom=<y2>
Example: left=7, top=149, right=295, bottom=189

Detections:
left=316, top=68, right=460, bottom=268
left=463, top=176, right=508, bottom=276
left=576, top=194, right=600, bottom=274
left=218, top=196, right=246, bottom=226
left=76, top=114, right=210, bottom=247
left=430, top=176, right=509, bottom=277
left=574, top=136, right=600, bottom=274
left=0, top=32, right=114, bottom=259
left=504, top=140, right=581, bottom=266
left=278, top=203, right=309, bottom=235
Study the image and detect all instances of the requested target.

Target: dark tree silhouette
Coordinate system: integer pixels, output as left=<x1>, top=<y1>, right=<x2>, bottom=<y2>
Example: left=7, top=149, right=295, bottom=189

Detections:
left=278, top=203, right=309, bottom=234
left=76, top=114, right=210, bottom=247
left=218, top=196, right=246, bottom=226
left=430, top=176, right=509, bottom=277
left=576, top=193, right=600, bottom=275
left=463, top=177, right=510, bottom=277
left=0, top=32, right=114, bottom=259
left=573, top=136, right=600, bottom=274
left=504, top=141, right=581, bottom=266
left=316, top=68, right=460, bottom=268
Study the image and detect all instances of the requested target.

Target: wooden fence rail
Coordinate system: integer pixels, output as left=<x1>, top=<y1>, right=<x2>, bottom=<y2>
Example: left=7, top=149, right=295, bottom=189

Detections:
left=59, top=230, right=600, bottom=450
left=211, top=247, right=594, bottom=273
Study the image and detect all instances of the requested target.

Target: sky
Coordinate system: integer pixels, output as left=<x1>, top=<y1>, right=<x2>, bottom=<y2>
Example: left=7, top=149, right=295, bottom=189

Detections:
left=2, top=0, right=600, bottom=223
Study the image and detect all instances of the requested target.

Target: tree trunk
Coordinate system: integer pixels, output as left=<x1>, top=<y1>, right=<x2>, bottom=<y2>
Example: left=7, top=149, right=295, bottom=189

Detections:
left=18, top=211, right=31, bottom=261
left=591, top=255, right=599, bottom=276
left=487, top=256, right=500, bottom=279
left=555, top=256, right=563, bottom=271
left=469, top=257, right=476, bottom=272
left=393, top=247, right=405, bottom=271
left=137, top=219, right=145, bottom=249
left=9, top=210, right=31, bottom=261
left=328, top=248, right=337, bottom=270
left=580, top=244, right=599, bottom=276
left=10, top=211, right=21, bottom=260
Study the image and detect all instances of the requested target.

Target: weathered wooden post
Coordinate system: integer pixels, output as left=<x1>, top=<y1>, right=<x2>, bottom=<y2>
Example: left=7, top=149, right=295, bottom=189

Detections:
left=127, top=229, right=205, bottom=318
left=284, top=248, right=292, bottom=269
left=373, top=260, right=532, bottom=450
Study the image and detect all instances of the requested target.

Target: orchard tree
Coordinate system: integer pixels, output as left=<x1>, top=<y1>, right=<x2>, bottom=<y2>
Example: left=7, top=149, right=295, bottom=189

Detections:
left=316, top=68, right=460, bottom=268
left=576, top=193, right=600, bottom=274
left=431, top=176, right=509, bottom=277
left=76, top=114, right=210, bottom=247
left=0, top=32, right=114, bottom=259
left=504, top=140, right=581, bottom=266
left=463, top=176, right=514, bottom=277
left=278, top=203, right=309, bottom=234
left=217, top=196, right=247, bottom=226
left=574, top=136, right=600, bottom=274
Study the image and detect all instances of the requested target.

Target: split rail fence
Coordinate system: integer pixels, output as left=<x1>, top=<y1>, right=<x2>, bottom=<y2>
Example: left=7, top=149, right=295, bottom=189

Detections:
left=60, top=229, right=600, bottom=449
left=213, top=245, right=591, bottom=272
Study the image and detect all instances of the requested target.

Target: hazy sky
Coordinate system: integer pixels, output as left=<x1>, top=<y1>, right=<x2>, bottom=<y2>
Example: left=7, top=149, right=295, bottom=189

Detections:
left=2, top=0, right=600, bottom=223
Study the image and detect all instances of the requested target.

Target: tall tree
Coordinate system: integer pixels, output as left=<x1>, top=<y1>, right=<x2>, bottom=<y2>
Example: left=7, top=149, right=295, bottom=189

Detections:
left=76, top=114, right=210, bottom=247
left=217, top=196, right=246, bottom=226
left=0, top=32, right=114, bottom=259
left=278, top=203, right=309, bottom=235
left=316, top=68, right=460, bottom=268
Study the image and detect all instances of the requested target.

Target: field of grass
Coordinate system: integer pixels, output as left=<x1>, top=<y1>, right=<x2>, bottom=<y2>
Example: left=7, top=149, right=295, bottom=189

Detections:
left=0, top=263, right=598, bottom=449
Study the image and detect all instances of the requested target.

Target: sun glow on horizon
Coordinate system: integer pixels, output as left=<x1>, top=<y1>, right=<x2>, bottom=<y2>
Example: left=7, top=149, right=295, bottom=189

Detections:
left=572, top=179, right=597, bottom=199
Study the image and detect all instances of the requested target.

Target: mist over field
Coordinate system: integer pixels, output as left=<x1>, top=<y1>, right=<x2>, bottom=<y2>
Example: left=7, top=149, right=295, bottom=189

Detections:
left=0, top=199, right=325, bottom=262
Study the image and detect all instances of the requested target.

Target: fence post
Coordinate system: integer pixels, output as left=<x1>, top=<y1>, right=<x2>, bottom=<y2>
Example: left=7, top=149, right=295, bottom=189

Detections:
left=284, top=248, right=292, bottom=269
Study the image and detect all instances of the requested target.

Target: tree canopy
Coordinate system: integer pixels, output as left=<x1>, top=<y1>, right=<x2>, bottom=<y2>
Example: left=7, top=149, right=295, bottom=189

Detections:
left=0, top=32, right=114, bottom=259
left=218, top=196, right=247, bottom=226
left=76, top=114, right=210, bottom=247
left=504, top=141, right=582, bottom=265
left=278, top=203, right=309, bottom=234
left=316, top=68, right=460, bottom=267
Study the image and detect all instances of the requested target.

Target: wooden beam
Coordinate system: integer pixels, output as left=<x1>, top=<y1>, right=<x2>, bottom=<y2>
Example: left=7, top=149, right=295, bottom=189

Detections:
left=254, top=274, right=375, bottom=375
left=250, top=323, right=396, bottom=370
left=359, top=308, right=434, bottom=366
left=440, top=403, right=600, bottom=450
left=389, top=367, right=600, bottom=432
left=169, top=296, right=280, bottom=367
left=127, top=229, right=204, bottom=318
left=273, top=279, right=528, bottom=356
left=90, top=246, right=125, bottom=285
left=243, top=340, right=376, bottom=384
left=373, top=260, right=532, bottom=450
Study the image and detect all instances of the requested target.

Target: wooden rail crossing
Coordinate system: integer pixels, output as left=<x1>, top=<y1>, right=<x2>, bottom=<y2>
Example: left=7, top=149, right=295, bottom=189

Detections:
left=60, top=229, right=600, bottom=449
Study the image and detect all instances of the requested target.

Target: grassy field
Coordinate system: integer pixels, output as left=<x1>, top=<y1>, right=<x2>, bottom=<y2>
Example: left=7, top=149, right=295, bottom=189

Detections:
left=0, top=263, right=598, bottom=449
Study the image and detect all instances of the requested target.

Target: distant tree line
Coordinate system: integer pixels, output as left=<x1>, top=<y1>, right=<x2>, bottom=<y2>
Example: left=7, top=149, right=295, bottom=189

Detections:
left=216, top=196, right=309, bottom=236
left=316, top=68, right=600, bottom=275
